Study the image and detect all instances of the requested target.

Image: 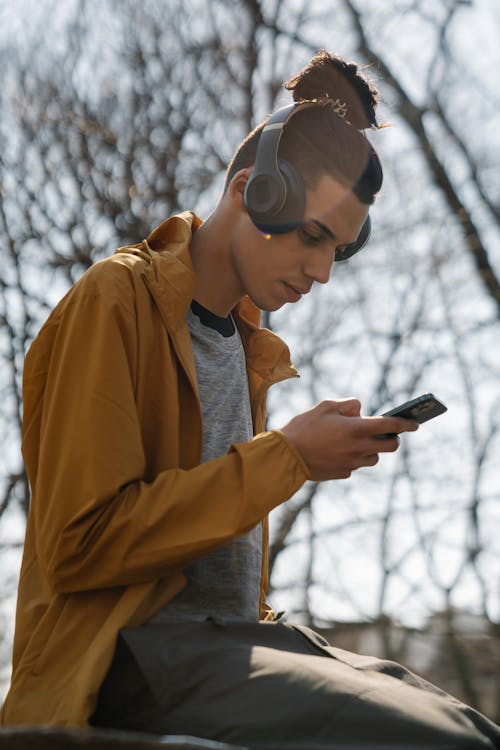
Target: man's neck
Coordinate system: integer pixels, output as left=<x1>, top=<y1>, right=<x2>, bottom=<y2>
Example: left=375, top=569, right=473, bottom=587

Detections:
left=189, top=211, right=243, bottom=317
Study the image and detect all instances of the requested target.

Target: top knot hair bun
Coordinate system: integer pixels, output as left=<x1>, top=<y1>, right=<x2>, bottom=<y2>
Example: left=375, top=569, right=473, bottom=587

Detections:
left=284, top=49, right=380, bottom=130
left=224, top=49, right=385, bottom=205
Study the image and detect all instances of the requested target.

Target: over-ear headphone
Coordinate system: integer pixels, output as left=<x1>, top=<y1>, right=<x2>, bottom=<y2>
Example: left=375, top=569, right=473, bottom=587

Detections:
left=243, top=101, right=371, bottom=261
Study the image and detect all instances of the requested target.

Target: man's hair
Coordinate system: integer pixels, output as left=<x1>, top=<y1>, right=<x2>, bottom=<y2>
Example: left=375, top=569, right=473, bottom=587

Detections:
left=224, top=50, right=383, bottom=205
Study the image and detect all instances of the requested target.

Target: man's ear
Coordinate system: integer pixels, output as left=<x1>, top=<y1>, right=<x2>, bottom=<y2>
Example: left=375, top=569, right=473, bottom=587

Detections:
left=228, top=168, right=253, bottom=205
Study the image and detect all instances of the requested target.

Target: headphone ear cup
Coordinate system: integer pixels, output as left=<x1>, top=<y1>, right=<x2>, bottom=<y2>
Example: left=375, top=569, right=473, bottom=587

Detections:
left=244, top=159, right=305, bottom=234
left=335, top=214, right=371, bottom=262
left=244, top=172, right=285, bottom=222
left=274, top=160, right=305, bottom=229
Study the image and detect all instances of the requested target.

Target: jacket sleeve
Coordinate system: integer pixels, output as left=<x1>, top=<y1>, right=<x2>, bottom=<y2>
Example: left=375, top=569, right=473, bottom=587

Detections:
left=25, top=272, right=309, bottom=594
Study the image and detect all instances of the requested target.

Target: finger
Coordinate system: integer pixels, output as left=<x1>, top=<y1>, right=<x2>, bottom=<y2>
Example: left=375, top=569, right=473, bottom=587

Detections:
left=394, top=418, right=419, bottom=434
left=361, top=454, right=380, bottom=467
left=366, top=416, right=419, bottom=436
left=334, top=398, right=362, bottom=418
left=320, top=467, right=352, bottom=480
left=349, top=454, right=380, bottom=470
left=371, top=435, right=400, bottom=452
left=337, top=468, right=353, bottom=479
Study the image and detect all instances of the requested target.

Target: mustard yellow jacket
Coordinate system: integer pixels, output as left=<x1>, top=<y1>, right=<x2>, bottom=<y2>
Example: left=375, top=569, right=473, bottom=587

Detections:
left=1, top=212, right=309, bottom=727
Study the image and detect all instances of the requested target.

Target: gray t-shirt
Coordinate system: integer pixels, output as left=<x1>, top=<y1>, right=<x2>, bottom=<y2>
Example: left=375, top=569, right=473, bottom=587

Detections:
left=149, top=304, right=262, bottom=623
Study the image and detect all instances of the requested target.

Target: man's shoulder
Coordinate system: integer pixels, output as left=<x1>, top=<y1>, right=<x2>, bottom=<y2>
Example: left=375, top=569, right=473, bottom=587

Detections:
left=90, top=241, right=152, bottom=279
left=30, top=212, right=199, bottom=345
left=68, top=243, right=153, bottom=306
left=83, top=210, right=200, bottom=292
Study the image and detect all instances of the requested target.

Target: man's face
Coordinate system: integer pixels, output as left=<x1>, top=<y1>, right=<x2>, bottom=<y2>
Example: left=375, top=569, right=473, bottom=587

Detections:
left=230, top=173, right=370, bottom=311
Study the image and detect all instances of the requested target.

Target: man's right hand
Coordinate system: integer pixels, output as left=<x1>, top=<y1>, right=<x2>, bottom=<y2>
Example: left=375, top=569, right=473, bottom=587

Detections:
left=280, top=398, right=419, bottom=481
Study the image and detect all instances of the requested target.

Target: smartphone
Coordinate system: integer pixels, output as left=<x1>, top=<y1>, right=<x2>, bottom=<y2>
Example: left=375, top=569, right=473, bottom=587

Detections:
left=382, top=393, right=447, bottom=423
left=376, top=393, right=447, bottom=438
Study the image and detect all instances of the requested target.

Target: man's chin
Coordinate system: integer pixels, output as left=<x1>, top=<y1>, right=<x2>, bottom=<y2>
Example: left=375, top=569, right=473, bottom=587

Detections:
left=255, top=300, right=284, bottom=313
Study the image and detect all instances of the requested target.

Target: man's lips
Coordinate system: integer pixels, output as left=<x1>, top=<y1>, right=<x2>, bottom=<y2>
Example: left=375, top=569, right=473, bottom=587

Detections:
left=285, top=282, right=310, bottom=295
left=283, top=282, right=310, bottom=301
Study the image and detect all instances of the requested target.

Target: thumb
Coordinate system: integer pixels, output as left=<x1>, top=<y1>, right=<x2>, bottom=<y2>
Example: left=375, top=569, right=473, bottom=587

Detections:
left=334, top=398, right=362, bottom=417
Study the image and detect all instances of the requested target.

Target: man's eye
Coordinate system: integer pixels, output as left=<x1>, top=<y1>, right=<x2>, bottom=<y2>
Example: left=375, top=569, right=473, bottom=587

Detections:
left=298, top=226, right=323, bottom=246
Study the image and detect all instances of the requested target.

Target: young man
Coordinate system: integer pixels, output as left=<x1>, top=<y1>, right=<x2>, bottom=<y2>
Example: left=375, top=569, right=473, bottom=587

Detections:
left=2, top=52, right=499, bottom=748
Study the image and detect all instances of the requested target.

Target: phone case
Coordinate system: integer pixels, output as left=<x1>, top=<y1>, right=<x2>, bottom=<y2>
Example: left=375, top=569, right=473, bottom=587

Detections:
left=382, top=393, right=447, bottom=424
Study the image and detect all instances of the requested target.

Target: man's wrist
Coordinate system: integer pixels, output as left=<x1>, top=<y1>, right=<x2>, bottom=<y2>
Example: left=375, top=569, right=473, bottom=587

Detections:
left=271, top=429, right=311, bottom=481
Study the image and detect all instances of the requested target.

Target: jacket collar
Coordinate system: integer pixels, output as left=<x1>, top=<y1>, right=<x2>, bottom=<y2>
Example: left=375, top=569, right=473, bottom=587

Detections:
left=115, top=211, right=298, bottom=387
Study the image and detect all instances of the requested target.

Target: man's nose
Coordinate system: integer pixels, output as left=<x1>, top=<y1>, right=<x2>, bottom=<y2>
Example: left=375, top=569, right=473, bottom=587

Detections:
left=304, top=248, right=335, bottom=284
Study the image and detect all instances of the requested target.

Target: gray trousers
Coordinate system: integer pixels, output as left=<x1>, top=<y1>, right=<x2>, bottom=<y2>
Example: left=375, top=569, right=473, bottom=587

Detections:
left=91, top=618, right=500, bottom=749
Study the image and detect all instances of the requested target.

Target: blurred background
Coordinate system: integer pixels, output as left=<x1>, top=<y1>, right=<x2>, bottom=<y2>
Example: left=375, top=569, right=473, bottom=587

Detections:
left=1, top=0, right=499, bottom=721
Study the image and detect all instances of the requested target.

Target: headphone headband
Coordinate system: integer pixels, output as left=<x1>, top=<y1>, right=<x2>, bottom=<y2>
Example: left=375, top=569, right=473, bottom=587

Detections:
left=243, top=101, right=372, bottom=260
left=243, top=103, right=317, bottom=234
left=251, top=102, right=318, bottom=181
